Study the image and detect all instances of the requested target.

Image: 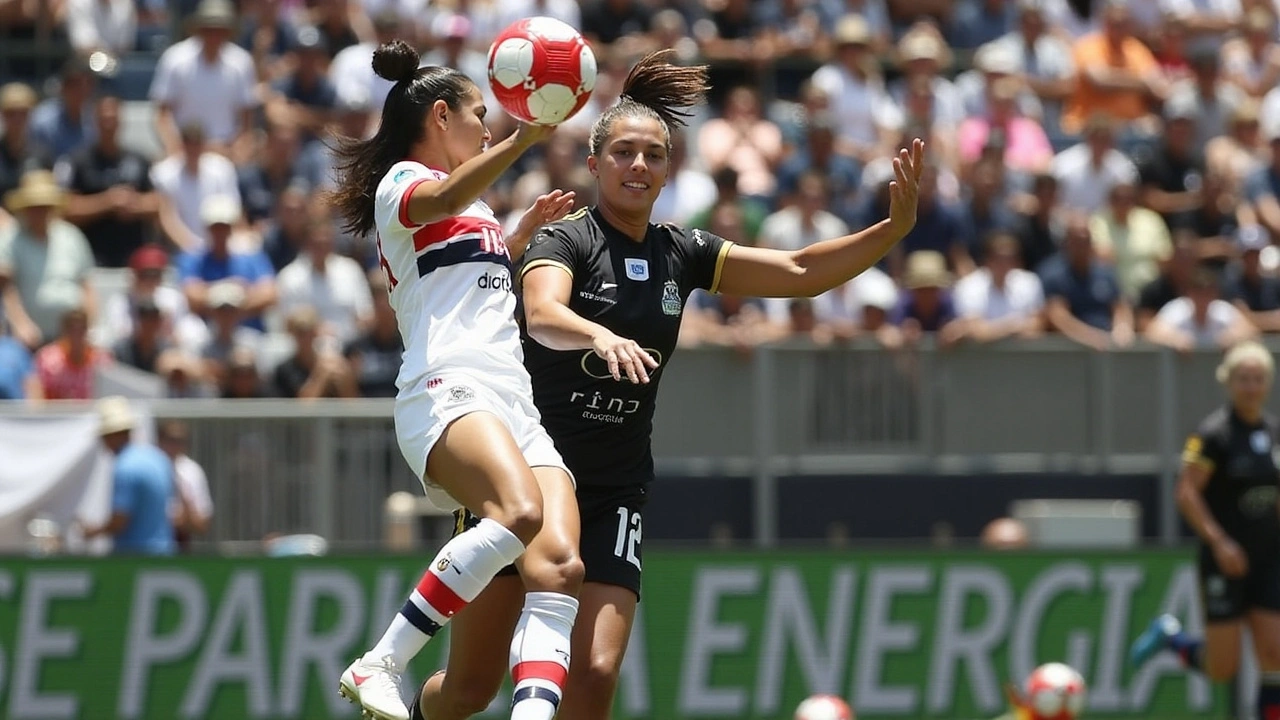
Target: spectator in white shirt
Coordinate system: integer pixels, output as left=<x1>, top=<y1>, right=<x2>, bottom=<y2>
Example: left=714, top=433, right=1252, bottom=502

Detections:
left=807, top=264, right=900, bottom=338
left=808, top=14, right=903, bottom=163
left=149, top=0, right=257, bottom=160
left=276, top=211, right=372, bottom=344
left=953, top=232, right=1046, bottom=342
left=1145, top=268, right=1257, bottom=351
left=759, top=172, right=850, bottom=253
left=66, top=0, right=136, bottom=56
left=1050, top=113, right=1140, bottom=213
left=158, top=419, right=213, bottom=550
left=150, top=124, right=242, bottom=253
left=650, top=132, right=716, bottom=226
left=329, top=11, right=401, bottom=112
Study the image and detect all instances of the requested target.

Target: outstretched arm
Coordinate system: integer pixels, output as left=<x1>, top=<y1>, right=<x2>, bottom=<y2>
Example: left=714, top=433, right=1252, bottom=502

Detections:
left=715, top=140, right=925, bottom=299
left=522, top=265, right=658, bottom=384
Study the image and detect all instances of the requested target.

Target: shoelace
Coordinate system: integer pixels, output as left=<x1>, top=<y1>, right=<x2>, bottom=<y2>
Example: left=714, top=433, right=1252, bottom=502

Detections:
left=371, top=655, right=405, bottom=692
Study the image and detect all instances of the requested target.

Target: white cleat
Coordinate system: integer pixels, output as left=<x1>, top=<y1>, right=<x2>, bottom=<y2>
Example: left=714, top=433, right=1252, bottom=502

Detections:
left=339, top=654, right=410, bottom=720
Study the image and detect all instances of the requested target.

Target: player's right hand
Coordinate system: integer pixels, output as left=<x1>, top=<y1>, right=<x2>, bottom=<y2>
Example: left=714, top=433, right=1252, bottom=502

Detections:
left=591, top=330, right=659, bottom=384
left=1213, top=537, right=1249, bottom=578
left=514, top=122, right=557, bottom=147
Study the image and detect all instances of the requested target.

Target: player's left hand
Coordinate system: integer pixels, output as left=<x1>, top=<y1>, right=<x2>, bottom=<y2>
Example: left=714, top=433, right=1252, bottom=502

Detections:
left=522, top=189, right=577, bottom=229
left=887, top=138, right=925, bottom=236
left=508, top=190, right=576, bottom=259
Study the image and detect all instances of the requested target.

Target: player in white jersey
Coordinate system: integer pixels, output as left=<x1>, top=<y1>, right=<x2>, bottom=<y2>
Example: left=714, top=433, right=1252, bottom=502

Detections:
left=328, top=40, right=583, bottom=720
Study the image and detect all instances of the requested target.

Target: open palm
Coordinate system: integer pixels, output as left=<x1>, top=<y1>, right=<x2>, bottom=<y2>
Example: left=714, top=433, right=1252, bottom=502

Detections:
left=887, top=138, right=925, bottom=236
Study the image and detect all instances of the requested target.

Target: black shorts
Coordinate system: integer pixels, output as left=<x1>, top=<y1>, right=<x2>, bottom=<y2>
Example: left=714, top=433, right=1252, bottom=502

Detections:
left=1198, top=542, right=1280, bottom=621
left=454, top=484, right=648, bottom=599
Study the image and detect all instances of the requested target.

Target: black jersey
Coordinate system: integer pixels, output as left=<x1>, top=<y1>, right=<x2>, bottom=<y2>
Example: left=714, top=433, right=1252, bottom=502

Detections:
left=1182, top=406, right=1280, bottom=551
left=518, top=207, right=733, bottom=487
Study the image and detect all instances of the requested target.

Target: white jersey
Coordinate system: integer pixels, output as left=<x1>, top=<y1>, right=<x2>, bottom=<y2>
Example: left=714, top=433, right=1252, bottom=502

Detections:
left=374, top=161, right=524, bottom=390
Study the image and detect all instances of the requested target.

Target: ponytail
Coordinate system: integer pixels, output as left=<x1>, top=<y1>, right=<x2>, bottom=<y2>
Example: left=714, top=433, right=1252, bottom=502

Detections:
left=588, top=50, right=710, bottom=156
left=328, top=40, right=475, bottom=237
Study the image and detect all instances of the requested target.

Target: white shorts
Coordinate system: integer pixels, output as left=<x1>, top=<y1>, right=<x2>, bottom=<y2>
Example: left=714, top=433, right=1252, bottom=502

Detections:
left=394, top=371, right=572, bottom=511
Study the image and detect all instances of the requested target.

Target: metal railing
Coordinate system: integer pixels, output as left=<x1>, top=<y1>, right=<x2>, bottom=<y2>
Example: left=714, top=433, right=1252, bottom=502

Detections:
left=4, top=340, right=1272, bottom=549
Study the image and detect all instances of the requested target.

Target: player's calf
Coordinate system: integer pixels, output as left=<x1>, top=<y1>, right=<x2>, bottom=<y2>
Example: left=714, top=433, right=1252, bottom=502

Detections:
left=509, top=592, right=579, bottom=720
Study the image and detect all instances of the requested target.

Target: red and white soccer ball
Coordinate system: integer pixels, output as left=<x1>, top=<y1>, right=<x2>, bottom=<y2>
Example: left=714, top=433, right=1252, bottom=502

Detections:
left=794, top=694, right=855, bottom=720
left=487, top=16, right=597, bottom=125
left=1024, top=663, right=1087, bottom=720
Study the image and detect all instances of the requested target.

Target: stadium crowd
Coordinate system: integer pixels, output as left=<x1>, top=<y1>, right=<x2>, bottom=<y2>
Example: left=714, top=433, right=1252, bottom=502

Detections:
left=0, top=0, right=1276, bottom=401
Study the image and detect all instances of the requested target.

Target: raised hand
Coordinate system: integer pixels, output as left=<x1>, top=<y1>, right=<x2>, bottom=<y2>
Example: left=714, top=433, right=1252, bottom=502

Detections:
left=507, top=189, right=577, bottom=260
left=888, top=138, right=925, bottom=236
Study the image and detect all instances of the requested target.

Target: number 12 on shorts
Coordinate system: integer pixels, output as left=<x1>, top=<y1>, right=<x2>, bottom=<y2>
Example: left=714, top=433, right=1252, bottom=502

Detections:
left=613, top=507, right=642, bottom=570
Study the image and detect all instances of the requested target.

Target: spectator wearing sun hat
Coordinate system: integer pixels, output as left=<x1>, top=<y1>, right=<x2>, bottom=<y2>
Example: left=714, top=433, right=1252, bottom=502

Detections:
left=79, top=396, right=177, bottom=556
left=878, top=250, right=966, bottom=350
left=0, top=170, right=96, bottom=349
left=149, top=0, right=257, bottom=159
left=176, top=194, right=277, bottom=331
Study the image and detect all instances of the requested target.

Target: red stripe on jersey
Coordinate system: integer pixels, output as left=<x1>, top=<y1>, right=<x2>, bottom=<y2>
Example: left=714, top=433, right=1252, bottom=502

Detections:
left=398, top=179, right=430, bottom=228
left=512, top=661, right=569, bottom=689
left=416, top=572, right=467, bottom=618
left=412, top=214, right=504, bottom=253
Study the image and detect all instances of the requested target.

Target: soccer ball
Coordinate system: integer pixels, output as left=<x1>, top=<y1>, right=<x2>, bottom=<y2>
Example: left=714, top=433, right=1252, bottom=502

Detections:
left=1024, top=663, right=1087, bottom=720
left=794, top=694, right=855, bottom=720
left=487, top=16, right=597, bottom=125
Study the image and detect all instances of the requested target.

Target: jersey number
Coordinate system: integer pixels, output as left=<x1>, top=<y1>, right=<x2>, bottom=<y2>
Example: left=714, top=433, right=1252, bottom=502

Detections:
left=613, top=507, right=642, bottom=570
left=375, top=231, right=398, bottom=290
left=480, top=226, right=508, bottom=259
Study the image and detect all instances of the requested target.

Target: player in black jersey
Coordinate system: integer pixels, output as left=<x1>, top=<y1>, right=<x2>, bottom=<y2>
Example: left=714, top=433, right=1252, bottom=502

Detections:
left=411, top=50, right=925, bottom=720
left=1129, top=341, right=1280, bottom=720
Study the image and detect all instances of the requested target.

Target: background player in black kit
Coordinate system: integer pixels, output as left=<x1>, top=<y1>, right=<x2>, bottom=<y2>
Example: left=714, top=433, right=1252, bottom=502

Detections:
left=413, top=50, right=925, bottom=720
left=1130, top=340, right=1280, bottom=720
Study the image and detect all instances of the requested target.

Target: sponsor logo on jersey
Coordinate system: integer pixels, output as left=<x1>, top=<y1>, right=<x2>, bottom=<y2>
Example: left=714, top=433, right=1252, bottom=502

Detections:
left=1206, top=574, right=1226, bottom=598
left=427, top=377, right=443, bottom=389
left=692, top=228, right=707, bottom=246
left=1252, top=429, right=1272, bottom=454
left=661, top=280, right=681, bottom=315
left=477, top=270, right=512, bottom=292
left=1240, top=485, right=1279, bottom=517
left=393, top=168, right=415, bottom=183
left=447, top=385, right=475, bottom=403
left=624, top=258, right=649, bottom=281
left=577, top=290, right=617, bottom=305
left=569, top=389, right=642, bottom=424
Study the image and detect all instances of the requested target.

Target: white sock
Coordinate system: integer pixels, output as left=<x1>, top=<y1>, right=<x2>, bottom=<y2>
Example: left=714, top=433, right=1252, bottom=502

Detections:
left=369, top=518, right=526, bottom=668
left=509, top=591, right=579, bottom=720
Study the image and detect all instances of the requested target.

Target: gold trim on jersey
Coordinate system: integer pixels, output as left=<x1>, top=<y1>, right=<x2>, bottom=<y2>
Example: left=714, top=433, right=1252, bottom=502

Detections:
left=709, top=241, right=735, bottom=294
left=520, top=258, right=574, bottom=281
left=560, top=207, right=589, bottom=223
left=452, top=509, right=467, bottom=537
left=1181, top=435, right=1215, bottom=471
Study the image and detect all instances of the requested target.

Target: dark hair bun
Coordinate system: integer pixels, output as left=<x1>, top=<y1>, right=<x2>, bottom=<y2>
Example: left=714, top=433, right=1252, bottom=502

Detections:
left=372, top=40, right=420, bottom=84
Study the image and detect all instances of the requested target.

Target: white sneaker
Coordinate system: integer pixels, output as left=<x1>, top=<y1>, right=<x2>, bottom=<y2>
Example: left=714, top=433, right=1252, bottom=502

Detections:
left=339, top=653, right=410, bottom=720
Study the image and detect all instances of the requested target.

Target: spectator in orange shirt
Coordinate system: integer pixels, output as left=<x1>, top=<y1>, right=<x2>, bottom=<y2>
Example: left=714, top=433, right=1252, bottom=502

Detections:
left=1062, top=0, right=1169, bottom=136
left=32, top=307, right=111, bottom=400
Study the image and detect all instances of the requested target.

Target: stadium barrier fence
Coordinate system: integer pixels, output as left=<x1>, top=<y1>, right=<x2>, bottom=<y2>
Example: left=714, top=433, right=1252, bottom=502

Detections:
left=1, top=341, right=1271, bottom=549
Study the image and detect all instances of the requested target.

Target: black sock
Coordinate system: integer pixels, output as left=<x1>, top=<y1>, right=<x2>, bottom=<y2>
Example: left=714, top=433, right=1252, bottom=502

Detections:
left=1168, top=632, right=1204, bottom=671
left=1259, top=672, right=1280, bottom=720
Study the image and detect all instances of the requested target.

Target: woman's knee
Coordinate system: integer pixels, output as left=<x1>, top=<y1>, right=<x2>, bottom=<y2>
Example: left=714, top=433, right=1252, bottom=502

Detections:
left=494, top=498, right=543, bottom=546
left=522, top=543, right=585, bottom=594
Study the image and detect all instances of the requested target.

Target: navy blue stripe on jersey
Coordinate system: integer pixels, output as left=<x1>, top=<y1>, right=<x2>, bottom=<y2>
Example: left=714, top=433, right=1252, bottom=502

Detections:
left=417, top=237, right=512, bottom=277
